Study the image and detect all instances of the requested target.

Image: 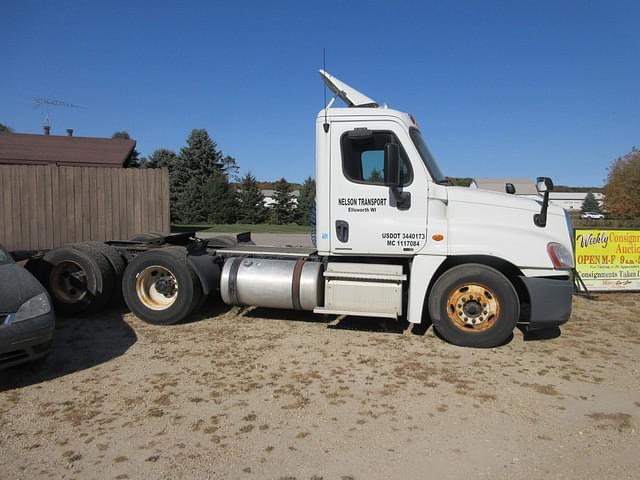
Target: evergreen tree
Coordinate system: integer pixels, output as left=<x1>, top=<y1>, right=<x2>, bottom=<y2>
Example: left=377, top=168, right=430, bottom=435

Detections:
left=172, top=129, right=239, bottom=224
left=296, top=176, right=316, bottom=225
left=237, top=172, right=268, bottom=223
left=581, top=192, right=601, bottom=213
left=145, top=149, right=189, bottom=222
left=0, top=123, right=12, bottom=133
left=180, top=129, right=224, bottom=177
left=271, top=177, right=297, bottom=224
left=112, top=131, right=141, bottom=168
left=146, top=148, right=177, bottom=169
left=203, top=171, right=238, bottom=224
left=222, top=155, right=240, bottom=182
left=178, top=177, right=207, bottom=223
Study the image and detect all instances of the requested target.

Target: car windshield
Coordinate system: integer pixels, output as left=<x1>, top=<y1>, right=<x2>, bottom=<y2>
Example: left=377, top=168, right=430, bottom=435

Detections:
left=0, top=245, right=12, bottom=265
left=409, top=127, right=446, bottom=184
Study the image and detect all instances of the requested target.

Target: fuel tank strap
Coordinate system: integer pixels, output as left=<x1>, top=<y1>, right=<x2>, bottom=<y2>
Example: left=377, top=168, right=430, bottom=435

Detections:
left=291, top=257, right=307, bottom=310
left=228, top=256, right=244, bottom=306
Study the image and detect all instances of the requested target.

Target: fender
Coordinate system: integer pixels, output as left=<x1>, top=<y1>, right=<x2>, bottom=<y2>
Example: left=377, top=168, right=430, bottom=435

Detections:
left=188, top=252, right=221, bottom=296
left=407, top=254, right=447, bottom=324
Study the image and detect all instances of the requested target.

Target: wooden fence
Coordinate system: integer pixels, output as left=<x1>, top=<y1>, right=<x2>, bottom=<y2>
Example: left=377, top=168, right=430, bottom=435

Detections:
left=0, top=165, right=169, bottom=252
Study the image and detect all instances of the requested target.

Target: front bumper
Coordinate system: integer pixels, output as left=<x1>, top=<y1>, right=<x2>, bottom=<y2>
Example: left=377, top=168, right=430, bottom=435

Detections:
left=519, top=275, right=573, bottom=330
left=0, top=312, right=55, bottom=369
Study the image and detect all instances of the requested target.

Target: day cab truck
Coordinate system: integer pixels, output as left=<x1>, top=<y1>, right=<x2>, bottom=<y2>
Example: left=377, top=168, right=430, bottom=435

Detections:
left=23, top=71, right=575, bottom=348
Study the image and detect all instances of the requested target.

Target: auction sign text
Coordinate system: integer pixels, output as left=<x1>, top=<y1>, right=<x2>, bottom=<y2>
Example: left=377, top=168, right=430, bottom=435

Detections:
left=575, top=229, right=640, bottom=291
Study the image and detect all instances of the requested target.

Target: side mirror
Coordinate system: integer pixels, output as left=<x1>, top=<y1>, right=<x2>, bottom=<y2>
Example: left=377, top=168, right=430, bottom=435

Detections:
left=505, top=183, right=516, bottom=195
left=384, top=143, right=400, bottom=187
left=536, top=177, right=554, bottom=193
left=534, top=176, right=554, bottom=228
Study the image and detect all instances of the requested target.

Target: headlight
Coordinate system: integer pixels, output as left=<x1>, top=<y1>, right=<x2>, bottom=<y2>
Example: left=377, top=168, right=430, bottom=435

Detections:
left=13, top=293, right=52, bottom=322
left=547, top=242, right=574, bottom=269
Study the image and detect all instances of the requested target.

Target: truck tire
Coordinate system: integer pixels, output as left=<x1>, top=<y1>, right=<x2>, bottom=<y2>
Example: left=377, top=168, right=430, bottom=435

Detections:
left=24, top=257, right=47, bottom=281
left=74, top=242, right=126, bottom=304
left=428, top=264, right=519, bottom=348
left=40, top=246, right=116, bottom=315
left=122, top=246, right=202, bottom=325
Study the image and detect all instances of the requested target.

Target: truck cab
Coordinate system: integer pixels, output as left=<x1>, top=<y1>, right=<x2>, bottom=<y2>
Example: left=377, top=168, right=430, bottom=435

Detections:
left=313, top=70, right=574, bottom=345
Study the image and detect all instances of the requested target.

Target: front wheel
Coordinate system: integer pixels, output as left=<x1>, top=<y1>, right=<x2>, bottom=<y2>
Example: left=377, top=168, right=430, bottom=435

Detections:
left=428, top=264, right=519, bottom=348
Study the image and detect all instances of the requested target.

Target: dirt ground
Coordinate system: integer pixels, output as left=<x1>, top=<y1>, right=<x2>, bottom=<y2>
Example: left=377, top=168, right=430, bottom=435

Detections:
left=1, top=292, right=639, bottom=480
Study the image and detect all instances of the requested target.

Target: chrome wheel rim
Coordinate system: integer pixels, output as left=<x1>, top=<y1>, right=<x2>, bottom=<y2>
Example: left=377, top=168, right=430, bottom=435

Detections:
left=136, top=265, right=178, bottom=310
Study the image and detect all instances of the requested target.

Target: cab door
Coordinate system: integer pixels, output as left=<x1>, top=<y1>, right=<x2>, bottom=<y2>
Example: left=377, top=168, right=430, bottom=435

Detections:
left=329, top=120, right=428, bottom=256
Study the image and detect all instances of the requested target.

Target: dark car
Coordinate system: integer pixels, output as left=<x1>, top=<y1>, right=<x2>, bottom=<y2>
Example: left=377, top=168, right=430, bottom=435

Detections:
left=0, top=243, right=55, bottom=369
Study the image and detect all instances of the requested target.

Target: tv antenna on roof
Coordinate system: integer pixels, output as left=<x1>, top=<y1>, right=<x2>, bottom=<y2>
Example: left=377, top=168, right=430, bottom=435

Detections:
left=33, top=96, right=85, bottom=130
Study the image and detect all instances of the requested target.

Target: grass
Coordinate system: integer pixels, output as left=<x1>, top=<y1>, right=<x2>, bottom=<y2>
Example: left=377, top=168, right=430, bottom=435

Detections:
left=571, top=216, right=640, bottom=229
left=172, top=223, right=311, bottom=234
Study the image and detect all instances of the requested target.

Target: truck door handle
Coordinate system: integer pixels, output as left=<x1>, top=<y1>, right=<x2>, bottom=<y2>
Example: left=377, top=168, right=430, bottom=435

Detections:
left=335, top=220, right=349, bottom=242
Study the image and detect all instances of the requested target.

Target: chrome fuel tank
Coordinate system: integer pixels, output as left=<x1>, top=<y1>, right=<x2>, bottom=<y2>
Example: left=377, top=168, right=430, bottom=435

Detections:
left=220, top=257, right=323, bottom=310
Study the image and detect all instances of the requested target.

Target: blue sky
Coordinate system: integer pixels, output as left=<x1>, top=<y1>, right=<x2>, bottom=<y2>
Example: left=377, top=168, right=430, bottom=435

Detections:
left=2, top=1, right=638, bottom=186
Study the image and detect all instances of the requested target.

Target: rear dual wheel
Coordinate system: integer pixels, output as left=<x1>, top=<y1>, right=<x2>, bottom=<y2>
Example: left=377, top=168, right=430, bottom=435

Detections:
left=122, top=247, right=202, bottom=325
left=29, top=244, right=118, bottom=315
left=429, top=264, right=519, bottom=348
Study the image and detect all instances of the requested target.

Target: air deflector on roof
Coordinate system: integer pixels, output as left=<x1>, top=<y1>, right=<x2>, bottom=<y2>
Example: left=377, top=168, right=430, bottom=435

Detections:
left=319, top=70, right=379, bottom=108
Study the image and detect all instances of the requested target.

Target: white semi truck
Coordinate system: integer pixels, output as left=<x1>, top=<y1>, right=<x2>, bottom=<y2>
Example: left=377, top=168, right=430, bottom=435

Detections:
left=25, top=71, right=575, bottom=348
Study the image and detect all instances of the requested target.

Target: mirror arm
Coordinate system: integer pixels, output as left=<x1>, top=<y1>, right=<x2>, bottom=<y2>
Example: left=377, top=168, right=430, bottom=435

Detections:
left=534, top=190, right=550, bottom=227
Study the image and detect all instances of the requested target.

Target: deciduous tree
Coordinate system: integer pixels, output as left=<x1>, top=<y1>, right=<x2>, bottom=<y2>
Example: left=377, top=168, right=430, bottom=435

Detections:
left=603, top=148, right=640, bottom=218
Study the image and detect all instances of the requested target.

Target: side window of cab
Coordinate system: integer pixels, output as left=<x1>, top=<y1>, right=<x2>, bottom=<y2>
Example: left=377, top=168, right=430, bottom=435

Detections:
left=341, top=130, right=412, bottom=186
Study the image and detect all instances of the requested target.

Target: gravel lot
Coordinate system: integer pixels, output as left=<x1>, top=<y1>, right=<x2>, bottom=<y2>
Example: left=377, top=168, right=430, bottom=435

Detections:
left=1, top=277, right=639, bottom=479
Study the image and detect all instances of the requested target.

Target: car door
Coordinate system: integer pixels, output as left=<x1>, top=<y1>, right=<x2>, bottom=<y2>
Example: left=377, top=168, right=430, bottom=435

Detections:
left=329, top=120, right=428, bottom=255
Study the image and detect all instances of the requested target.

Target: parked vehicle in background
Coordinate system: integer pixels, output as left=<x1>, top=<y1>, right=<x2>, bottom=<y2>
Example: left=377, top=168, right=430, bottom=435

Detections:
left=0, top=243, right=55, bottom=369
left=581, top=211, right=605, bottom=220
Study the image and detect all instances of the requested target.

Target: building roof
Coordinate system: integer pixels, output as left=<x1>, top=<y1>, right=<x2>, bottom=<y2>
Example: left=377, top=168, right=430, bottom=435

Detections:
left=471, top=178, right=538, bottom=195
left=0, top=132, right=135, bottom=168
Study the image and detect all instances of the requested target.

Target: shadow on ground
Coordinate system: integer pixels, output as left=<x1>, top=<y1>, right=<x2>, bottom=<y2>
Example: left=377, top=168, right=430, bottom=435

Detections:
left=181, top=298, right=233, bottom=324
left=0, top=306, right=137, bottom=391
left=242, top=306, right=417, bottom=335
left=241, top=307, right=326, bottom=324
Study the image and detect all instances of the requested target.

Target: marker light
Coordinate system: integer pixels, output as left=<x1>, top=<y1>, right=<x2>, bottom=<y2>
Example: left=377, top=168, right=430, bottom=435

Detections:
left=547, top=242, right=574, bottom=269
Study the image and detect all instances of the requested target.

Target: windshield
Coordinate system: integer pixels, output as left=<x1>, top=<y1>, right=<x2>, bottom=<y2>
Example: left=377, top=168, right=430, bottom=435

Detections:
left=0, top=245, right=12, bottom=265
left=409, top=127, right=446, bottom=184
